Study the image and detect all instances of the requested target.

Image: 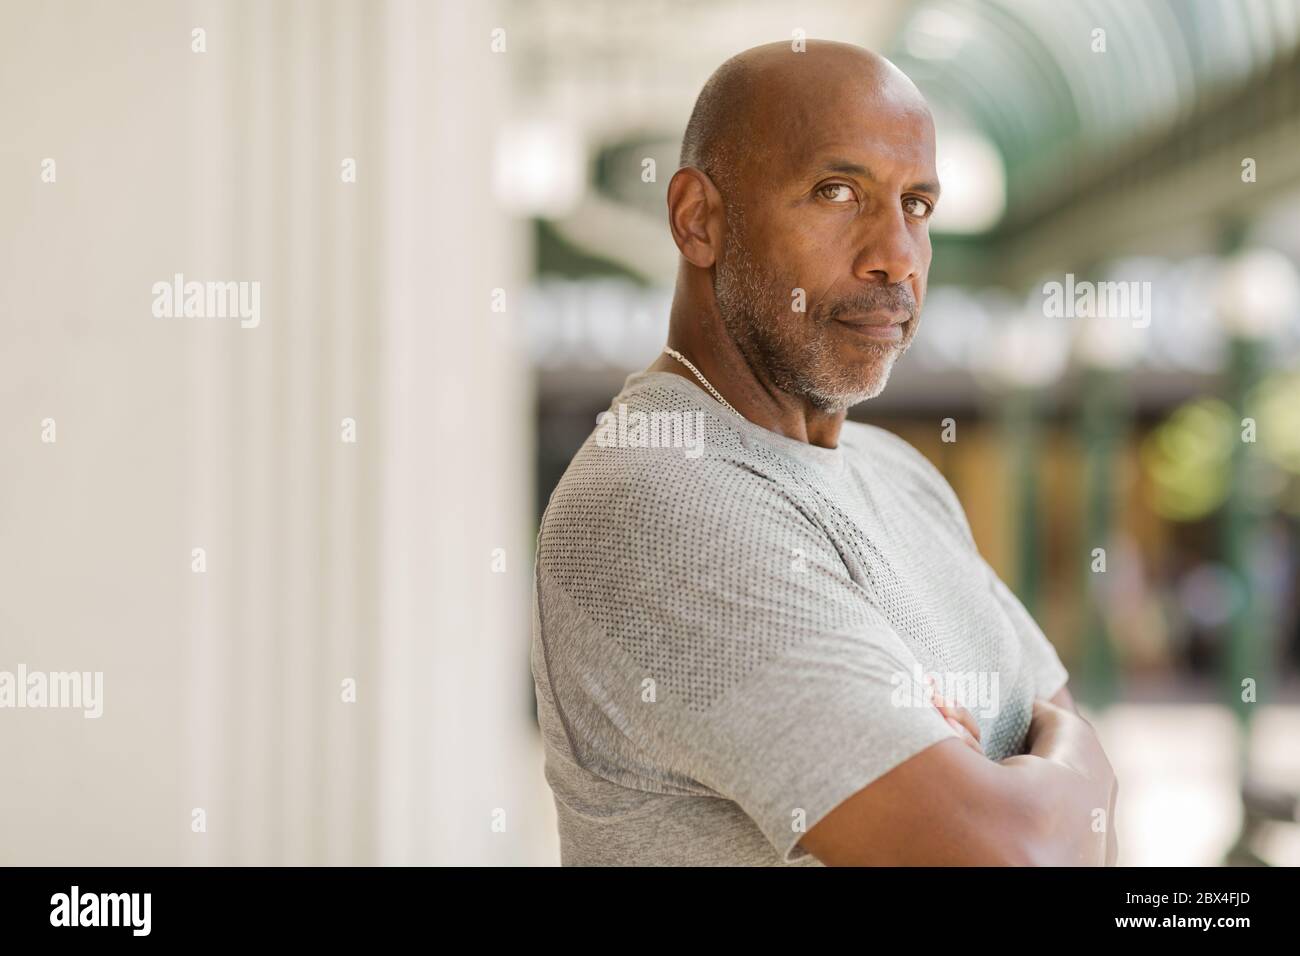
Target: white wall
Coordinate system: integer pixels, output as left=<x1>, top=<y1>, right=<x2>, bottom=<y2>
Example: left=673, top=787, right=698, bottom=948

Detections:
left=0, top=0, right=554, bottom=865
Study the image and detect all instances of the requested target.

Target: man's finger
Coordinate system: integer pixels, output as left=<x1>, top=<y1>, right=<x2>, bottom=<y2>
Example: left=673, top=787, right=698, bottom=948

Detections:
left=934, top=700, right=981, bottom=742
left=945, top=716, right=983, bottom=753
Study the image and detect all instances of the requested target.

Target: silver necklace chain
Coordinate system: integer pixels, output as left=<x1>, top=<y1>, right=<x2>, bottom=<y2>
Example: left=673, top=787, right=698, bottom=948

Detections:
left=662, top=346, right=744, bottom=419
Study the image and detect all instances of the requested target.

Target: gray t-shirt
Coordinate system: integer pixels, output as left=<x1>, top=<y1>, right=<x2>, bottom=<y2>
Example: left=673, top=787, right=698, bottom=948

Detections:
left=530, top=369, right=1069, bottom=866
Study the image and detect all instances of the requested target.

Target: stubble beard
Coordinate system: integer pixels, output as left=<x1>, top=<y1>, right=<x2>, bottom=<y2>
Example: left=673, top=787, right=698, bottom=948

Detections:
left=712, top=209, right=910, bottom=414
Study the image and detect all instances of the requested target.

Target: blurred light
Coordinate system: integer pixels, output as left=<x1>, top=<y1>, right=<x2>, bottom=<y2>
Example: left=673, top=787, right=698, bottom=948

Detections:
left=903, top=7, right=974, bottom=61
left=1178, top=562, right=1242, bottom=629
left=932, top=127, right=1005, bottom=234
left=1214, top=248, right=1300, bottom=338
left=974, top=309, right=1069, bottom=390
left=524, top=278, right=670, bottom=369
left=1075, top=311, right=1146, bottom=370
left=1154, top=255, right=1226, bottom=373
left=1253, top=372, right=1300, bottom=474
left=1098, top=705, right=1252, bottom=866
left=493, top=119, right=586, bottom=218
left=908, top=285, right=997, bottom=370
left=1140, top=398, right=1234, bottom=521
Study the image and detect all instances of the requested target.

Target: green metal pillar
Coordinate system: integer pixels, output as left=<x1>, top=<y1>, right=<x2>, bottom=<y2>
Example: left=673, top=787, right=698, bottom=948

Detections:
left=1223, top=336, right=1268, bottom=758
left=1078, top=366, right=1125, bottom=710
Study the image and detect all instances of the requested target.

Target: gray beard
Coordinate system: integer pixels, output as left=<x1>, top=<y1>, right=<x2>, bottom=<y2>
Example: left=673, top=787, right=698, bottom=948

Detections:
left=713, top=222, right=902, bottom=413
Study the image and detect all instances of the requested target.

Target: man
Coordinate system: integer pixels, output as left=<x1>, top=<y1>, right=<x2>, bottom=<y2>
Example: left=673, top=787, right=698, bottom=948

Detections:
left=530, top=40, right=1118, bottom=866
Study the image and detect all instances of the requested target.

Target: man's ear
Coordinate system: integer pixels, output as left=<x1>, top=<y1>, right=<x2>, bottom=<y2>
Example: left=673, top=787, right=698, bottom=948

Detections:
left=666, top=166, right=726, bottom=269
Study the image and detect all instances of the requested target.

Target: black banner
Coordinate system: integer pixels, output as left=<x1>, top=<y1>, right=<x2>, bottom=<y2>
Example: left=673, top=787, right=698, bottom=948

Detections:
left=0, top=865, right=1283, bottom=941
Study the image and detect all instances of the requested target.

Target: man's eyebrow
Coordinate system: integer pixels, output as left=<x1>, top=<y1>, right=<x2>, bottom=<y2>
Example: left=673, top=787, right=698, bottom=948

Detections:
left=815, top=159, right=877, bottom=181
left=813, top=158, right=941, bottom=197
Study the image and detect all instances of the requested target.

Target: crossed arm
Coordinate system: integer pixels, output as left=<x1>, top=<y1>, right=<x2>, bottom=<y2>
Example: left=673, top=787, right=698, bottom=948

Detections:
left=1050, top=683, right=1079, bottom=714
left=799, top=680, right=1119, bottom=866
left=1045, top=683, right=1119, bottom=866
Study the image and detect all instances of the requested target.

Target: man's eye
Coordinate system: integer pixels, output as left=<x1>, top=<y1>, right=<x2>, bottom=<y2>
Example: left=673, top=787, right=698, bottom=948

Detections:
left=817, top=183, right=855, bottom=203
left=903, top=196, right=933, bottom=218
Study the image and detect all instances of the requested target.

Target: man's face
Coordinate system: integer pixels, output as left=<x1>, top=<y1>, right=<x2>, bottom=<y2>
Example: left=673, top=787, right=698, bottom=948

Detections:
left=713, top=86, right=938, bottom=412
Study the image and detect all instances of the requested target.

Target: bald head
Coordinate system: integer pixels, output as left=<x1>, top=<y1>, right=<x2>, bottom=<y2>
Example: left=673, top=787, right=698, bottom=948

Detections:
left=679, top=40, right=931, bottom=203
left=665, top=39, right=939, bottom=415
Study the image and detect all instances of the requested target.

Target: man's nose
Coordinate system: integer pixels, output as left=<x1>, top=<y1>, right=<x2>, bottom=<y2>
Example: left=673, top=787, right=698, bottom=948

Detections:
left=850, top=208, right=923, bottom=286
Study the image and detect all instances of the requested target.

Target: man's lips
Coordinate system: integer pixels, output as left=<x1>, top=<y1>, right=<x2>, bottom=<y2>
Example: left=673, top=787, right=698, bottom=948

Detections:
left=833, top=310, right=909, bottom=343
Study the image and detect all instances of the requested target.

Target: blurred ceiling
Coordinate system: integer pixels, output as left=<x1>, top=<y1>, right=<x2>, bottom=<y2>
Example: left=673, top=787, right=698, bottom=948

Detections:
left=503, top=0, right=1300, bottom=287
left=891, top=0, right=1300, bottom=221
left=507, top=0, right=910, bottom=133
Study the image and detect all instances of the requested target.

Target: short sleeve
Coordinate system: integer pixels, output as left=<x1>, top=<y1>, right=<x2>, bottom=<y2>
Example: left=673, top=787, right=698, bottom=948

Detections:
left=865, top=425, right=1072, bottom=705
left=535, top=450, right=962, bottom=863
left=982, top=558, right=1070, bottom=701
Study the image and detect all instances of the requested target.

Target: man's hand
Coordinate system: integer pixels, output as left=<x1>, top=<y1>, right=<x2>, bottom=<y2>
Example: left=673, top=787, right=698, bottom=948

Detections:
left=935, top=681, right=1119, bottom=865
left=1006, top=697, right=1118, bottom=865
left=1045, top=686, right=1119, bottom=864
left=929, top=685, right=982, bottom=755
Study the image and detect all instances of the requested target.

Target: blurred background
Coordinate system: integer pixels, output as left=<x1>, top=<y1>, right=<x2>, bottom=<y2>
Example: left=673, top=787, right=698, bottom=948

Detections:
left=2, top=0, right=1298, bottom=866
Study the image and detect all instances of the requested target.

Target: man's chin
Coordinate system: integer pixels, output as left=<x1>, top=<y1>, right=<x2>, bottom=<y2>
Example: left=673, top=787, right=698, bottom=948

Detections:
left=805, top=360, right=898, bottom=411
left=805, top=380, right=888, bottom=412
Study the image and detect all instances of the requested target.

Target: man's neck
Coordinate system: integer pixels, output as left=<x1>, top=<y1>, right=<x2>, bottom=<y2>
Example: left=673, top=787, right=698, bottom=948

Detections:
left=650, top=298, right=848, bottom=450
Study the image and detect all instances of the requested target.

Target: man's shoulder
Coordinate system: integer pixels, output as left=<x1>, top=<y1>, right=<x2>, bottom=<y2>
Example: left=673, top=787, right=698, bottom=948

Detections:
left=540, top=422, right=785, bottom=539
left=840, top=419, right=974, bottom=538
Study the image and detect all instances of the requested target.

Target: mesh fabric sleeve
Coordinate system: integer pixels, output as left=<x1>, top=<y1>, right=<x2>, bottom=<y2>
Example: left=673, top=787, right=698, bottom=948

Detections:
left=535, top=451, right=962, bottom=863
left=864, top=424, right=1071, bottom=707
left=982, top=559, right=1071, bottom=702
